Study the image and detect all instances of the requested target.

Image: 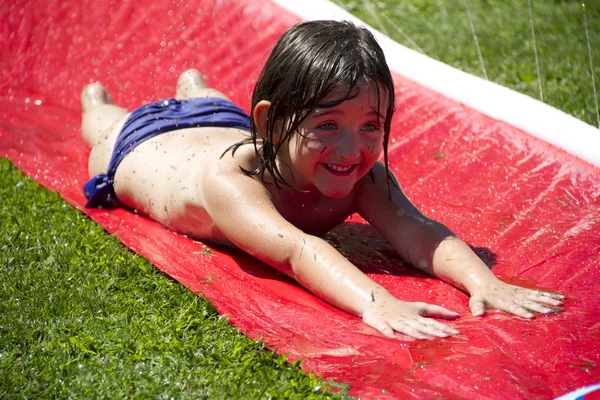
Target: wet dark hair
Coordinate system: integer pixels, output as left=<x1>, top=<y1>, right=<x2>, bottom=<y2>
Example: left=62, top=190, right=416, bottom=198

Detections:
left=226, top=20, right=395, bottom=190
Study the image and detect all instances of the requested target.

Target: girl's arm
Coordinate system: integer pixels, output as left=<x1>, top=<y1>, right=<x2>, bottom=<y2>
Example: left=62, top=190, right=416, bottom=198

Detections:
left=355, top=162, right=564, bottom=318
left=202, top=166, right=460, bottom=339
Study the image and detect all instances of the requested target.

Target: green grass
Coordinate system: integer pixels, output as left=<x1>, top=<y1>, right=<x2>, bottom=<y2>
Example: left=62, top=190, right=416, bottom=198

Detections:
left=2, top=1, right=599, bottom=397
left=336, top=0, right=600, bottom=127
left=0, top=160, right=348, bottom=399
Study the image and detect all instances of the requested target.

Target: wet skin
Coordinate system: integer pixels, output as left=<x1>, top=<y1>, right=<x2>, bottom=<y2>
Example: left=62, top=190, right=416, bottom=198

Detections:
left=83, top=72, right=564, bottom=340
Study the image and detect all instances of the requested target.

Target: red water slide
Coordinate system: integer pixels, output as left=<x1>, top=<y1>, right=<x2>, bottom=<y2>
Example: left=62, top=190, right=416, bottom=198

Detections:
left=1, top=0, right=599, bottom=398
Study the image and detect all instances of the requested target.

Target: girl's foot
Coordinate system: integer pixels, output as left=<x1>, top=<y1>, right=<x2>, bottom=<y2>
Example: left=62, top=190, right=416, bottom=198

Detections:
left=81, top=83, right=112, bottom=112
left=176, top=69, right=208, bottom=99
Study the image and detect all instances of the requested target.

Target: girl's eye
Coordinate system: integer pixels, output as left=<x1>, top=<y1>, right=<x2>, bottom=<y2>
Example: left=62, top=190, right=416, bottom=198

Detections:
left=318, top=122, right=337, bottom=130
left=362, top=123, right=382, bottom=133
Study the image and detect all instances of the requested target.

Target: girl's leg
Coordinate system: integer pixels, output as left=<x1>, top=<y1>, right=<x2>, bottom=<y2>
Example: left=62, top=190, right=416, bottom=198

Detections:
left=175, top=69, right=231, bottom=101
left=82, top=70, right=230, bottom=178
left=81, top=83, right=128, bottom=146
left=81, top=83, right=129, bottom=176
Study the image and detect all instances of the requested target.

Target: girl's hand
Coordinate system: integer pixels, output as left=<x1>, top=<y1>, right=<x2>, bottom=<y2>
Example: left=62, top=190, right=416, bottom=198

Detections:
left=469, top=281, right=565, bottom=318
left=362, top=296, right=460, bottom=339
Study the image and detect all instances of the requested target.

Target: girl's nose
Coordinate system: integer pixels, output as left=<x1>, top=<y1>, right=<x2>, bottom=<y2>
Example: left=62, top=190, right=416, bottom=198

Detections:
left=335, top=131, right=361, bottom=161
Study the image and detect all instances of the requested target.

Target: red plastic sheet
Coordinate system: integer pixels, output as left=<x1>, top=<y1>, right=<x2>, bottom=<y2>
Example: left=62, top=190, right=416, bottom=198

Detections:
left=1, top=0, right=599, bottom=398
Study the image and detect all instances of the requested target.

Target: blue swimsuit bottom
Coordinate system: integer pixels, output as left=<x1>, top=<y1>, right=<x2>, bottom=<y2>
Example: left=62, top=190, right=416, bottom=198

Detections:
left=83, top=97, right=251, bottom=208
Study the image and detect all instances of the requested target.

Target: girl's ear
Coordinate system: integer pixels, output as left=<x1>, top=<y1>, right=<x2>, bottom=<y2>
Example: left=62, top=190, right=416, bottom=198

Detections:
left=253, top=100, right=282, bottom=144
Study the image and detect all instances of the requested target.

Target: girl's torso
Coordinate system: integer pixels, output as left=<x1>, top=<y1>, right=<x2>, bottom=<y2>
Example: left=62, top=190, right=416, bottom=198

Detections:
left=112, top=127, right=355, bottom=246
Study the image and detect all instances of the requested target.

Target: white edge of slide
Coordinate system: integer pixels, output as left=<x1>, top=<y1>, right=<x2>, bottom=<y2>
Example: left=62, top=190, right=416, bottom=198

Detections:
left=271, top=0, right=600, bottom=168
left=554, top=382, right=600, bottom=400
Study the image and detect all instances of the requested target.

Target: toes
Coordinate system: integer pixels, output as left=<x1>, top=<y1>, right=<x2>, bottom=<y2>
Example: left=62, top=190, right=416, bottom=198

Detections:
left=176, top=69, right=208, bottom=97
left=81, top=83, right=112, bottom=110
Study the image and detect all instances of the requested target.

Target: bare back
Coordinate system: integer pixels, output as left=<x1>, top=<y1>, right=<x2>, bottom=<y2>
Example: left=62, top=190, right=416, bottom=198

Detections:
left=92, top=122, right=355, bottom=246
left=82, top=70, right=357, bottom=247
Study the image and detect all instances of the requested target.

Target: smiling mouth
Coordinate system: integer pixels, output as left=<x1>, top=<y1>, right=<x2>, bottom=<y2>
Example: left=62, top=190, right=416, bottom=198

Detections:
left=323, top=163, right=358, bottom=176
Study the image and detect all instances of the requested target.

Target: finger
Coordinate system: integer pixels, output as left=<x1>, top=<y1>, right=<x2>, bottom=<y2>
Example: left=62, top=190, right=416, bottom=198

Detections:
left=364, top=315, right=398, bottom=338
left=388, top=320, right=431, bottom=340
left=526, top=293, right=563, bottom=306
left=469, top=296, right=486, bottom=317
left=506, top=303, right=534, bottom=318
left=417, top=303, right=460, bottom=319
left=408, top=320, right=448, bottom=338
left=537, top=290, right=565, bottom=300
left=421, top=319, right=460, bottom=335
left=517, top=300, right=553, bottom=314
left=416, top=320, right=457, bottom=337
left=376, top=323, right=397, bottom=339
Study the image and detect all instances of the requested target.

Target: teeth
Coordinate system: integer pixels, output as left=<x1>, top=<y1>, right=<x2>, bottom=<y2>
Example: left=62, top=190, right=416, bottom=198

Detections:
left=327, top=164, right=353, bottom=172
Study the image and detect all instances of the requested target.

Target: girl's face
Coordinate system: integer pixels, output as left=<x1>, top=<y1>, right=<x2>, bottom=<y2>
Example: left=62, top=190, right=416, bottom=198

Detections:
left=285, top=80, right=388, bottom=199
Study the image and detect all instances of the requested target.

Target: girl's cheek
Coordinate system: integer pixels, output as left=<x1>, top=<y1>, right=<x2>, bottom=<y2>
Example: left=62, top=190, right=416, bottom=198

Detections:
left=295, top=138, right=328, bottom=161
left=364, top=140, right=383, bottom=156
left=304, top=137, right=330, bottom=155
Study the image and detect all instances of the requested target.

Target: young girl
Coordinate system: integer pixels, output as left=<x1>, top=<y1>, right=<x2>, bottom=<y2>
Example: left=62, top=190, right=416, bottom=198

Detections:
left=81, top=20, right=564, bottom=340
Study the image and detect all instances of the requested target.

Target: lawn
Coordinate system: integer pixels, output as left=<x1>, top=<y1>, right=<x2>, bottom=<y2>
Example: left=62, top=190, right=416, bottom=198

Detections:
left=1, top=0, right=598, bottom=398
left=0, top=159, right=348, bottom=398
left=338, top=0, right=600, bottom=127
